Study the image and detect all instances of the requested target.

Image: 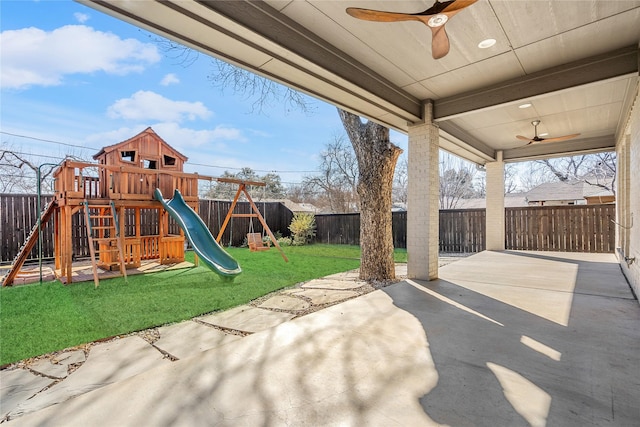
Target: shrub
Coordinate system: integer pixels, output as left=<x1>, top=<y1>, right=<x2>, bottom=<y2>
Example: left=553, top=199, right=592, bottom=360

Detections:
left=288, top=213, right=316, bottom=246
left=264, top=230, right=283, bottom=245
left=277, top=236, right=293, bottom=246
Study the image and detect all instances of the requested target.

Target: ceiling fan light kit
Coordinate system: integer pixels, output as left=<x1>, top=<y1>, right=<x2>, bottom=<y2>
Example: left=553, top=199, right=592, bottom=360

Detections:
left=346, top=0, right=478, bottom=59
left=428, top=14, right=448, bottom=27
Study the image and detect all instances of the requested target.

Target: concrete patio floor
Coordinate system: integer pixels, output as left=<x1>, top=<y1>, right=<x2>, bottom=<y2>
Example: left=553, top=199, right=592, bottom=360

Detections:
left=3, top=251, right=639, bottom=426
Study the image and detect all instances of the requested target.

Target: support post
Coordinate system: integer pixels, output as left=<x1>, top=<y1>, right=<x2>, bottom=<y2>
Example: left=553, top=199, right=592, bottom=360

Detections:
left=486, top=150, right=505, bottom=251
left=407, top=101, right=440, bottom=280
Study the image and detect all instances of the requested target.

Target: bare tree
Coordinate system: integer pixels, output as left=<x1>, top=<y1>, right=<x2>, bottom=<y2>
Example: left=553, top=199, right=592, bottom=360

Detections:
left=0, top=146, right=63, bottom=193
left=392, top=154, right=408, bottom=206
left=439, top=151, right=478, bottom=209
left=504, top=163, right=521, bottom=194
left=339, top=110, right=403, bottom=281
left=205, top=167, right=285, bottom=200
left=209, top=61, right=315, bottom=116
left=302, top=134, right=359, bottom=213
left=530, top=153, right=616, bottom=194
left=159, top=39, right=403, bottom=280
left=286, top=182, right=318, bottom=205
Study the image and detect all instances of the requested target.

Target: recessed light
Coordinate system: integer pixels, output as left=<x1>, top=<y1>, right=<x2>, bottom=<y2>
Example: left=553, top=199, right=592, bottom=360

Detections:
left=518, top=103, right=532, bottom=109
left=478, top=38, right=496, bottom=49
left=539, top=133, right=548, bottom=137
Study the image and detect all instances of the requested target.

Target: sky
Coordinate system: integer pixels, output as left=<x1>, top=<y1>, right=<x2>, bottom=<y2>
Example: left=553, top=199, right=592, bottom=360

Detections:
left=0, top=0, right=409, bottom=187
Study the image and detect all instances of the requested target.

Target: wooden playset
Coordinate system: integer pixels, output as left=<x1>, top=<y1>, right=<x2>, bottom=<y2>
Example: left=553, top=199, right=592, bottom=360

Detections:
left=2, top=127, right=285, bottom=288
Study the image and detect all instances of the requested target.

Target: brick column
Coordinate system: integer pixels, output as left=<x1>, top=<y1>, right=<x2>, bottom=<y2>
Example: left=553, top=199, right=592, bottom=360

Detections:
left=407, top=101, right=439, bottom=280
left=617, top=138, right=630, bottom=256
left=624, top=82, right=640, bottom=297
left=485, top=151, right=505, bottom=251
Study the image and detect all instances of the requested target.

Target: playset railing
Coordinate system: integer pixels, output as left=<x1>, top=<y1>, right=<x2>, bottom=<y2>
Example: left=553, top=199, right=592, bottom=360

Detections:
left=53, top=160, right=206, bottom=203
left=118, top=235, right=185, bottom=268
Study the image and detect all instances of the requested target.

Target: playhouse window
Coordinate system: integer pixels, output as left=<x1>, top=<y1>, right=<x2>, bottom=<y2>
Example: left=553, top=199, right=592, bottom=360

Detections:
left=120, top=151, right=136, bottom=163
left=163, top=155, right=176, bottom=167
left=143, top=159, right=157, bottom=169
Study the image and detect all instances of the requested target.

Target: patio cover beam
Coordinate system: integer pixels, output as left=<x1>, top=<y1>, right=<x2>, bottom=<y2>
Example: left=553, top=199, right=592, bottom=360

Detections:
left=433, top=45, right=639, bottom=121
left=502, top=135, right=616, bottom=163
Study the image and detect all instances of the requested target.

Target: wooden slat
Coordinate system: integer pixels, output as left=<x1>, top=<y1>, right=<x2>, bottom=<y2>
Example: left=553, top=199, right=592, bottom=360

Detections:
left=0, top=194, right=617, bottom=262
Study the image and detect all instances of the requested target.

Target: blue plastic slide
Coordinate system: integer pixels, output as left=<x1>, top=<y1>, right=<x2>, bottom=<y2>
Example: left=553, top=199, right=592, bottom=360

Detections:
left=154, top=188, right=241, bottom=279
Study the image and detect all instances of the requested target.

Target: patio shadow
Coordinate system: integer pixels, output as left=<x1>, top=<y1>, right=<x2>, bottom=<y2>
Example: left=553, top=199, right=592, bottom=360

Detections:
left=383, top=251, right=640, bottom=427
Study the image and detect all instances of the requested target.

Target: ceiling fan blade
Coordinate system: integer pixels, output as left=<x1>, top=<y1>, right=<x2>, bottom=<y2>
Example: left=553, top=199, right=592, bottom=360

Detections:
left=516, top=135, right=533, bottom=142
left=345, top=8, right=421, bottom=23
left=347, top=0, right=478, bottom=59
left=534, top=133, right=581, bottom=144
left=441, top=0, right=479, bottom=14
left=431, top=25, right=450, bottom=59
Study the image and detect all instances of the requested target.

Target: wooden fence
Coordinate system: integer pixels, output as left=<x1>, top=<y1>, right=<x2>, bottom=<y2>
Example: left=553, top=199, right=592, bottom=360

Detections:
left=439, top=209, right=485, bottom=253
left=313, top=212, right=408, bottom=248
left=314, top=204, right=615, bottom=253
left=0, top=194, right=292, bottom=263
left=0, top=193, right=616, bottom=263
left=504, top=204, right=615, bottom=252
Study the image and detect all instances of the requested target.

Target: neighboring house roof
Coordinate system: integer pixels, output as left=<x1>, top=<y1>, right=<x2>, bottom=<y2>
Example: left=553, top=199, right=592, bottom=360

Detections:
left=526, top=179, right=614, bottom=203
left=582, top=179, right=615, bottom=198
left=525, top=181, right=585, bottom=203
left=451, top=178, right=615, bottom=210
left=260, top=198, right=318, bottom=213
left=454, top=193, right=528, bottom=209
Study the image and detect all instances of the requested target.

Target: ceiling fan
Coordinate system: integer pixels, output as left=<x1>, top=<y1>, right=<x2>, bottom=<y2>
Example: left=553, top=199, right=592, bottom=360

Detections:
left=516, top=120, right=581, bottom=145
left=346, top=0, right=478, bottom=59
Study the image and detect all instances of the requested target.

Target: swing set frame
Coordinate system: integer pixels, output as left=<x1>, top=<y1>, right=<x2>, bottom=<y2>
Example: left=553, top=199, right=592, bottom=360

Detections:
left=215, top=177, right=288, bottom=262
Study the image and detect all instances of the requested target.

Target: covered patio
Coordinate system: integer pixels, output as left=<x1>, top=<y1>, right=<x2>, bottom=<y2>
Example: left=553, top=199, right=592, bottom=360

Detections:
left=78, top=0, right=640, bottom=297
left=12, top=250, right=640, bottom=425
left=65, top=3, right=639, bottom=422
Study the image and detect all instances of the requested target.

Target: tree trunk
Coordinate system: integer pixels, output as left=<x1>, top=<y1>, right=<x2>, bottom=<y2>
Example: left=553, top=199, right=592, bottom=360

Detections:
left=338, top=109, right=403, bottom=282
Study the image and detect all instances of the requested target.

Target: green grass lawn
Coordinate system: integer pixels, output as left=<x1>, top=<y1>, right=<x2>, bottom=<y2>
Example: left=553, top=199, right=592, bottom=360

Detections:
left=0, top=245, right=407, bottom=365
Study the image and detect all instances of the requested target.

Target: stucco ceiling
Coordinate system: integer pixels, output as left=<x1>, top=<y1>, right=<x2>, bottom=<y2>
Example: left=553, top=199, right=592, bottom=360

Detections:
left=79, top=0, right=640, bottom=164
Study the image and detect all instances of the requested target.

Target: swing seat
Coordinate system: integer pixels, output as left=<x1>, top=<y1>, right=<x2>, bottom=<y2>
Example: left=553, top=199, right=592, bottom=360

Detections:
left=247, top=233, right=270, bottom=252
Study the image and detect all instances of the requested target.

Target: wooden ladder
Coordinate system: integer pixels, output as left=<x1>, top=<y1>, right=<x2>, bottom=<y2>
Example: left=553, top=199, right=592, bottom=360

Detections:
left=82, top=201, right=127, bottom=288
left=1, top=199, right=57, bottom=286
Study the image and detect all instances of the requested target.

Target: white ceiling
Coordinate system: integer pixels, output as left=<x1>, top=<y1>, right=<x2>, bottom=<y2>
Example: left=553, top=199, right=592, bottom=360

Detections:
left=79, top=0, right=640, bottom=164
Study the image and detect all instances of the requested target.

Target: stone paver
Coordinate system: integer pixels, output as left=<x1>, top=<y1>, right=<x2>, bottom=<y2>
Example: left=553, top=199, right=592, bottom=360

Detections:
left=51, top=350, right=85, bottom=366
left=302, top=278, right=365, bottom=290
left=198, top=305, right=295, bottom=333
left=258, top=294, right=310, bottom=311
left=0, top=369, right=55, bottom=420
left=155, top=321, right=241, bottom=360
left=8, top=335, right=167, bottom=419
left=283, top=288, right=359, bottom=305
left=29, top=359, right=68, bottom=379
left=322, top=270, right=360, bottom=281
left=25, top=350, right=86, bottom=381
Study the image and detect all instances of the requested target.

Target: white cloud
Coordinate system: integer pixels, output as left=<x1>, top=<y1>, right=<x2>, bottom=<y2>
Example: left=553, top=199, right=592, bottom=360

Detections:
left=0, top=25, right=160, bottom=89
left=107, top=91, right=212, bottom=122
left=160, top=73, right=180, bottom=86
left=86, top=123, right=245, bottom=150
left=247, top=128, right=272, bottom=138
left=152, top=122, right=245, bottom=149
left=74, top=13, right=89, bottom=23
